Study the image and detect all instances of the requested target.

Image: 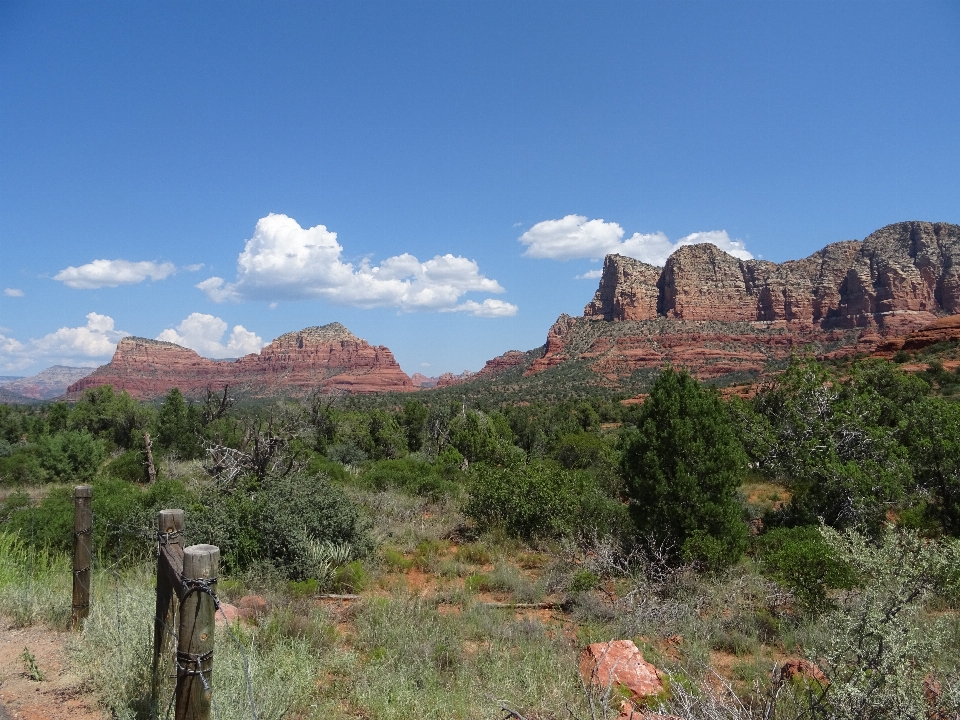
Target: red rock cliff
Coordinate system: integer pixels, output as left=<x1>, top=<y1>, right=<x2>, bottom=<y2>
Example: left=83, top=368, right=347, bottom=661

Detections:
left=584, top=221, right=960, bottom=332
left=68, top=323, right=415, bottom=399
left=527, top=221, right=960, bottom=383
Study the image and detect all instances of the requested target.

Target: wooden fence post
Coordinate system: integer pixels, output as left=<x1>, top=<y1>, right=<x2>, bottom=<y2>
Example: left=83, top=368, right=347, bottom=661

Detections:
left=152, top=509, right=185, bottom=709
left=71, top=485, right=92, bottom=629
left=175, top=544, right=219, bottom=720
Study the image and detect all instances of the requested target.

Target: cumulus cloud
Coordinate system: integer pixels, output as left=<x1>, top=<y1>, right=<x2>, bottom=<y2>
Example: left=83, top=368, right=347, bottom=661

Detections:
left=4, top=288, right=24, bottom=297
left=575, top=269, right=603, bottom=280
left=0, top=312, right=129, bottom=372
left=447, top=299, right=519, bottom=317
left=32, top=312, right=127, bottom=357
left=198, top=214, right=513, bottom=314
left=156, top=313, right=264, bottom=358
left=54, top=259, right=177, bottom=289
left=519, top=215, right=752, bottom=266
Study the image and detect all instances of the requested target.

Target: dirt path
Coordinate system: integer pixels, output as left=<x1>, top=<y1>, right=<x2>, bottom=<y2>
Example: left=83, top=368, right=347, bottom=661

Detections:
left=0, top=618, right=103, bottom=720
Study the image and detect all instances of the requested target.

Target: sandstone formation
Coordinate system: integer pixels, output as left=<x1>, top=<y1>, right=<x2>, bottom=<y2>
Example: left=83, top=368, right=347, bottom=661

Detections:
left=435, top=370, right=476, bottom=388
left=872, top=314, right=960, bottom=357
left=518, top=222, right=960, bottom=384
left=585, top=221, right=960, bottom=331
left=435, top=350, right=533, bottom=388
left=410, top=373, right=439, bottom=389
left=1, top=366, right=93, bottom=400
left=67, top=323, right=416, bottom=400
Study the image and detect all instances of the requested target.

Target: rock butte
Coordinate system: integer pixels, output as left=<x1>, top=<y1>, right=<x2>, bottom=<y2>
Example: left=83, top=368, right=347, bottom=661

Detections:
left=67, top=322, right=415, bottom=400
left=518, top=221, right=960, bottom=384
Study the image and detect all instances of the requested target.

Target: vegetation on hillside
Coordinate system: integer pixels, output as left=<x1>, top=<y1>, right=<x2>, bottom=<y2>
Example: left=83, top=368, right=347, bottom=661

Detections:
left=2, top=354, right=960, bottom=718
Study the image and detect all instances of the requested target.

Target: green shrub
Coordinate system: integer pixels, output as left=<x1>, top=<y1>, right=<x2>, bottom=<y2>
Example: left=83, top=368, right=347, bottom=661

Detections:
left=35, top=430, right=105, bottom=483
left=754, top=525, right=855, bottom=614
left=0, top=450, right=47, bottom=485
left=622, top=367, right=749, bottom=568
left=464, top=573, right=491, bottom=593
left=194, top=470, right=371, bottom=580
left=103, top=449, right=148, bottom=483
left=381, top=547, right=414, bottom=572
left=333, top=560, right=368, bottom=592
left=465, top=460, right=619, bottom=540
left=360, top=458, right=460, bottom=501
left=568, top=569, right=599, bottom=593
left=454, top=543, right=491, bottom=565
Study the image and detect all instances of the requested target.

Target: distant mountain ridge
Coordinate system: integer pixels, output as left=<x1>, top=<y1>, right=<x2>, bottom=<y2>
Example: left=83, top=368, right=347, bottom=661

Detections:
left=68, top=322, right=415, bottom=400
left=0, top=365, right=94, bottom=400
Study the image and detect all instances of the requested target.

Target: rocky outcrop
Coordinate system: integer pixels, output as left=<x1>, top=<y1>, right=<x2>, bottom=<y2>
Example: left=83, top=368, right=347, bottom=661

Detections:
left=872, top=314, right=960, bottom=357
left=579, top=640, right=664, bottom=703
left=411, top=373, right=439, bottom=388
left=68, top=323, right=415, bottom=399
left=584, top=222, right=960, bottom=332
left=429, top=350, right=535, bottom=389
left=585, top=255, right=661, bottom=321
left=526, top=315, right=874, bottom=383
left=1, top=366, right=94, bottom=400
left=502, top=222, right=959, bottom=384
left=525, top=315, right=577, bottom=375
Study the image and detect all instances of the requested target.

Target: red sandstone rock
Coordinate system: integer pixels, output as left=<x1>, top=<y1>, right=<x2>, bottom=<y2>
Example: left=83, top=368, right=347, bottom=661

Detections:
left=874, top=314, right=960, bottom=357
left=583, top=221, right=960, bottom=332
left=518, top=222, right=960, bottom=383
left=215, top=602, right=241, bottom=626
left=237, top=594, right=269, bottom=619
left=585, top=255, right=662, bottom=321
left=435, top=370, right=475, bottom=387
left=779, top=659, right=827, bottom=685
left=579, top=640, right=664, bottom=703
left=68, top=323, right=416, bottom=400
left=524, top=314, right=576, bottom=376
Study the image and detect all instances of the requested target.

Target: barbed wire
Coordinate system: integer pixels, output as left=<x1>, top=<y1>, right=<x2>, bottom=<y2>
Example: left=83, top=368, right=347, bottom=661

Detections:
left=0, top=499, right=261, bottom=720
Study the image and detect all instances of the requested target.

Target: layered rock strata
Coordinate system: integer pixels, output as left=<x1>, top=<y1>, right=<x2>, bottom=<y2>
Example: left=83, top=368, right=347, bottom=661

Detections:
left=68, top=323, right=415, bottom=399
left=529, top=221, right=960, bottom=382
left=585, top=221, right=960, bottom=331
left=430, top=350, right=534, bottom=389
left=0, top=366, right=93, bottom=400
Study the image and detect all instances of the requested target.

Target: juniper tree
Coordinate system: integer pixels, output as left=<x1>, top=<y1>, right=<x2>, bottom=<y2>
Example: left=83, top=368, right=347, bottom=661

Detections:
left=621, top=367, right=748, bottom=569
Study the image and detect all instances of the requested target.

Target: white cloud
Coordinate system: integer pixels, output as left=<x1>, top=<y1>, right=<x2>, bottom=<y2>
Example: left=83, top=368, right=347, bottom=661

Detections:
left=519, top=215, right=753, bottom=266
left=0, top=312, right=130, bottom=372
left=183, top=263, right=205, bottom=272
left=157, top=312, right=264, bottom=358
left=575, top=269, right=603, bottom=280
left=447, top=299, right=519, bottom=317
left=4, top=288, right=24, bottom=297
left=54, top=259, right=176, bottom=289
left=198, top=214, right=513, bottom=315
left=520, top=215, right=626, bottom=260
left=32, top=312, right=126, bottom=357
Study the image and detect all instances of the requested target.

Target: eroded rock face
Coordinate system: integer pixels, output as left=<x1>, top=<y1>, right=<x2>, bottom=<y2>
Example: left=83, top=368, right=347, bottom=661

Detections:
left=872, top=314, right=960, bottom=356
left=583, top=222, right=960, bottom=332
left=525, top=314, right=577, bottom=376
left=585, top=255, right=661, bottom=321
left=67, top=323, right=415, bottom=399
left=523, top=222, right=958, bottom=383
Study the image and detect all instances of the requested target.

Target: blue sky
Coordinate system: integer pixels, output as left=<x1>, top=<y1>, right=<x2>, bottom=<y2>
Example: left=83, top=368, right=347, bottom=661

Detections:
left=2, top=1, right=958, bottom=377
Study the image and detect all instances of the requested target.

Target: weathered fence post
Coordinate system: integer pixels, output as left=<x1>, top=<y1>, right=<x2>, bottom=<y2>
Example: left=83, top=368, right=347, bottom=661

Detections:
left=152, top=508, right=185, bottom=709
left=144, top=432, right=157, bottom=483
left=176, top=544, right=219, bottom=720
left=71, top=485, right=92, bottom=629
